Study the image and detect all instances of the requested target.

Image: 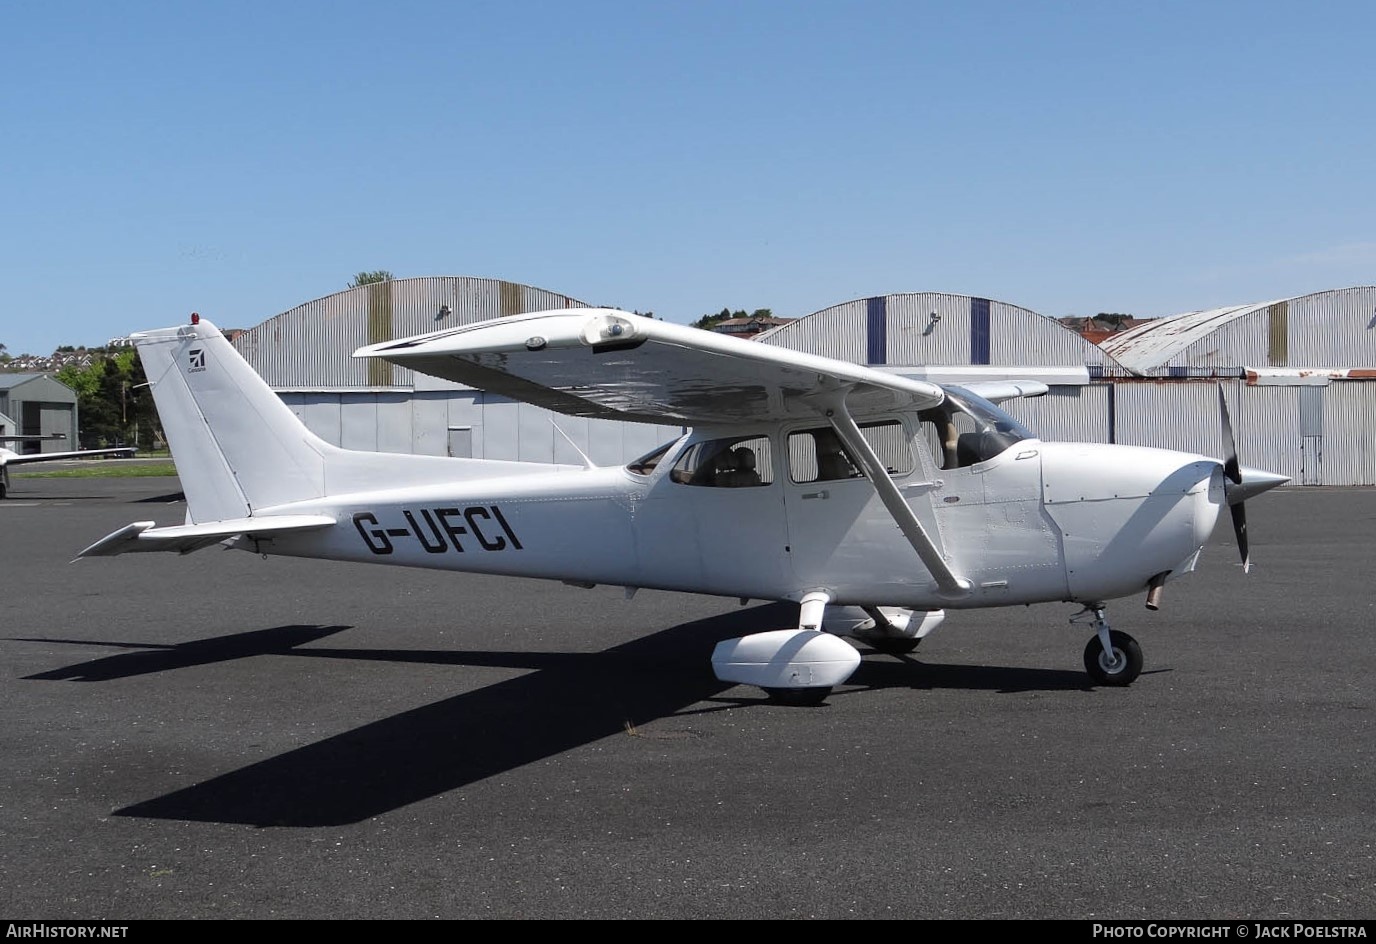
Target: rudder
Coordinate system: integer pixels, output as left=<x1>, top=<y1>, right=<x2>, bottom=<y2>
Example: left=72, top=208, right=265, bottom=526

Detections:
left=135, top=318, right=328, bottom=522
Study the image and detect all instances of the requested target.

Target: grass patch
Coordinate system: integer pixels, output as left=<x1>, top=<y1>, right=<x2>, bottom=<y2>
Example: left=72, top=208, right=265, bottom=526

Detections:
left=15, top=462, right=179, bottom=479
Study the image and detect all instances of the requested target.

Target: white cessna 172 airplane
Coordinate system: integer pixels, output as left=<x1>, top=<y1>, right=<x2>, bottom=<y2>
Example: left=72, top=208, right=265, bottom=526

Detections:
left=1, top=434, right=135, bottom=499
left=80, top=309, right=1288, bottom=704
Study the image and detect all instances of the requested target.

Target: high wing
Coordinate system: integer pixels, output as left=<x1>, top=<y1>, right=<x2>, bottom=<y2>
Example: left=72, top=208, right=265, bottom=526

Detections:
left=2, top=447, right=136, bottom=466
left=354, top=308, right=945, bottom=424
left=358, top=307, right=967, bottom=598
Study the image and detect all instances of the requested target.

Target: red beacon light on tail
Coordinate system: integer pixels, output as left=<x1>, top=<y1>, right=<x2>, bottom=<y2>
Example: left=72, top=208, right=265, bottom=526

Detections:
left=191, top=312, right=200, bottom=325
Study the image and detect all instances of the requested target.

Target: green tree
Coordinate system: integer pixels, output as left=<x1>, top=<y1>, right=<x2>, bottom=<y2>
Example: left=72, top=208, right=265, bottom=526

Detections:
left=350, top=270, right=394, bottom=287
left=56, top=358, right=103, bottom=401
left=692, top=307, right=736, bottom=330
left=690, top=307, right=773, bottom=330
left=57, top=350, right=157, bottom=448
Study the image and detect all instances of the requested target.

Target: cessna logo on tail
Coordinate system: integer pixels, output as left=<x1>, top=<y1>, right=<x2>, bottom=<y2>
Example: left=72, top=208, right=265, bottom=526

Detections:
left=188, top=348, right=206, bottom=372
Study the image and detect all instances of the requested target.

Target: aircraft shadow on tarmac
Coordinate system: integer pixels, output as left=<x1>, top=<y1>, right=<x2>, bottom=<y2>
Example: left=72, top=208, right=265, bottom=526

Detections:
left=135, top=491, right=185, bottom=503
left=3, top=492, right=183, bottom=503
left=18, top=603, right=1096, bottom=827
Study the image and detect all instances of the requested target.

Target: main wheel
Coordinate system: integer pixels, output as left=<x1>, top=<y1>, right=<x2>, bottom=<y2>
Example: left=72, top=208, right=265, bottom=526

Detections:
left=1083, top=630, right=1143, bottom=686
left=867, top=637, right=920, bottom=655
left=763, top=686, right=832, bottom=706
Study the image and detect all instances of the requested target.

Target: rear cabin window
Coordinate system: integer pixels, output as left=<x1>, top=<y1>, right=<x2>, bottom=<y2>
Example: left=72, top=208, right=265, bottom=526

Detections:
left=787, top=421, right=913, bottom=483
left=669, top=435, right=773, bottom=487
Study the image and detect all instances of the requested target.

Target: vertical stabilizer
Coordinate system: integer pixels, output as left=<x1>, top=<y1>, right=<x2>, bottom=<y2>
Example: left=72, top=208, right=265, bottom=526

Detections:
left=134, top=319, right=328, bottom=522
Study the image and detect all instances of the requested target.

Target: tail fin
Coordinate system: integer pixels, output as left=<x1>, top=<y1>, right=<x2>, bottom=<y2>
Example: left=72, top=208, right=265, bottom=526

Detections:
left=135, top=318, right=329, bottom=522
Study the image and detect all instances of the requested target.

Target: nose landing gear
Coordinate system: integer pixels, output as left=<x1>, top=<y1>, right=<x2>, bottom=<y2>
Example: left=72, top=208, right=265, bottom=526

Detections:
left=1073, top=605, right=1143, bottom=686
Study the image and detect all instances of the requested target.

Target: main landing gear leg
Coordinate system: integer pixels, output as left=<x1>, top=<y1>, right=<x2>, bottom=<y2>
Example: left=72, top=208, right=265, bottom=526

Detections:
left=853, top=610, right=930, bottom=655
left=1075, top=604, right=1143, bottom=687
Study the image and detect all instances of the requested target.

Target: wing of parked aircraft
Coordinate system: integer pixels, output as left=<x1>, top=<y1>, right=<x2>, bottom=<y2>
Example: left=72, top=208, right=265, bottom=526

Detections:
left=1, top=444, right=138, bottom=497
left=354, top=308, right=947, bottom=424
left=2, top=446, right=136, bottom=467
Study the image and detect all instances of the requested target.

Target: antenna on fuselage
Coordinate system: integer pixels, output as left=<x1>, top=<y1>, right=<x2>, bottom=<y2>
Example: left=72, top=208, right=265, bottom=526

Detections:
left=551, top=419, right=597, bottom=470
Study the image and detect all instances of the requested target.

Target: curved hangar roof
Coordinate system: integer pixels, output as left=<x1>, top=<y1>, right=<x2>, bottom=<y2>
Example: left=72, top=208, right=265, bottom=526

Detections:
left=756, top=292, right=1123, bottom=371
left=1100, top=286, right=1376, bottom=375
left=233, top=276, right=590, bottom=389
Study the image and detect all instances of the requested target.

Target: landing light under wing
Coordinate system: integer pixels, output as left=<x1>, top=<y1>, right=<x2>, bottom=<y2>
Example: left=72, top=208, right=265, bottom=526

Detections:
left=354, top=308, right=945, bottom=425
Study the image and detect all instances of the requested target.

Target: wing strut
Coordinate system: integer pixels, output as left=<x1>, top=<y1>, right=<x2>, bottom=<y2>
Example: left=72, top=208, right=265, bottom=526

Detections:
left=821, top=393, right=972, bottom=598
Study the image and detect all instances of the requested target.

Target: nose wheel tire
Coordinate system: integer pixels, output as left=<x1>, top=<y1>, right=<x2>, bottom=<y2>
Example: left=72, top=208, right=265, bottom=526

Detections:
left=1083, top=630, right=1143, bottom=686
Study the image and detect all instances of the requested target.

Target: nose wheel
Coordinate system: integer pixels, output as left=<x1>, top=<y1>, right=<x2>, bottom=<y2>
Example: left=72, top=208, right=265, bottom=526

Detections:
left=1074, top=605, right=1143, bottom=686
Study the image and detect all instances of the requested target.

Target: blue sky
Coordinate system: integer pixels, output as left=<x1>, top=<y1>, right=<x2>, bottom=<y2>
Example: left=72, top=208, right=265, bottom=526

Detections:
left=3, top=0, right=1374, bottom=354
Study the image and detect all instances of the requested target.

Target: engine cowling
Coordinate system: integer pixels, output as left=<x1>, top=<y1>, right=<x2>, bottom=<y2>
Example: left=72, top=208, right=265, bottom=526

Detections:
left=1040, top=442, right=1224, bottom=601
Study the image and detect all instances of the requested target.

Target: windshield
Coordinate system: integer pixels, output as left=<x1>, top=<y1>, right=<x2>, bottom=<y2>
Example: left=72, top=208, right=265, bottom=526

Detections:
left=626, top=440, right=678, bottom=476
left=919, top=386, right=1034, bottom=469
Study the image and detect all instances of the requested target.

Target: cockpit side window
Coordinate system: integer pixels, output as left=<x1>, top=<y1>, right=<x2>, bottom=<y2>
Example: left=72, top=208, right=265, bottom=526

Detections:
left=788, top=421, right=913, bottom=483
left=669, top=435, right=773, bottom=487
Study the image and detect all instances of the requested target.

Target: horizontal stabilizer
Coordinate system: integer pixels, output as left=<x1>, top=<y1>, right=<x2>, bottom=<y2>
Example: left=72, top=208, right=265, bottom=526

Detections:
left=77, top=515, right=337, bottom=558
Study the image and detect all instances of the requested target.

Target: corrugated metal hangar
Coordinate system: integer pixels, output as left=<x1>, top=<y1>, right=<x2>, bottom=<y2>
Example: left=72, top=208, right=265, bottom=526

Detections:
left=234, top=280, right=1376, bottom=485
left=1097, top=287, right=1376, bottom=486
left=759, top=287, right=1376, bottom=486
left=755, top=291, right=1120, bottom=448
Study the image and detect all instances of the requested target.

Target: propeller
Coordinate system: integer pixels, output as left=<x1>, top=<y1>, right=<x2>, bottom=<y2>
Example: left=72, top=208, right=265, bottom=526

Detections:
left=1217, top=385, right=1290, bottom=573
left=1218, top=386, right=1250, bottom=572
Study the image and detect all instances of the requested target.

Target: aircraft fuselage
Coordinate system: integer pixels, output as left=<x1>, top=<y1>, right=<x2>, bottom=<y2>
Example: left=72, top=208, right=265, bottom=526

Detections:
left=250, top=430, right=1225, bottom=612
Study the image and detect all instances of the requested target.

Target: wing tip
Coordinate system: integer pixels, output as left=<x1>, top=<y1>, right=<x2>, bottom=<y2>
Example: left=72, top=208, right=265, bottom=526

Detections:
left=76, top=521, right=157, bottom=559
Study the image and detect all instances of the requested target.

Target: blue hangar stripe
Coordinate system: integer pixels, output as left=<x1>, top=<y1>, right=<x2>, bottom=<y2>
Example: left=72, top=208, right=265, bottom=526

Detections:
left=866, top=296, right=887, bottom=365
left=970, top=297, right=990, bottom=365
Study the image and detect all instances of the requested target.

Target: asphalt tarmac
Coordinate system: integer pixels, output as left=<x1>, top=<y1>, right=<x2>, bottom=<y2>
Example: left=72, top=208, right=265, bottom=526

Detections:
left=1, top=471, right=1372, bottom=920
